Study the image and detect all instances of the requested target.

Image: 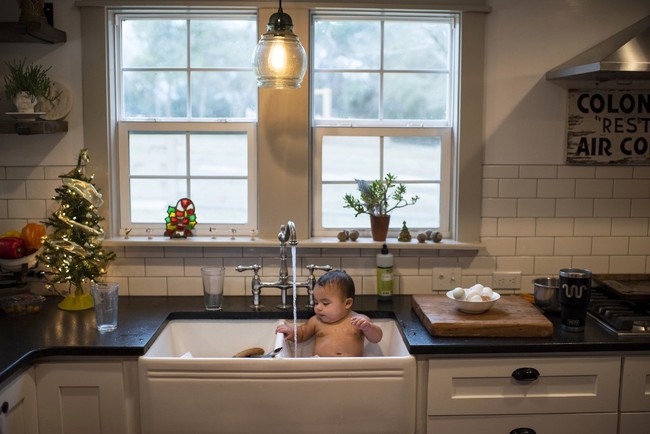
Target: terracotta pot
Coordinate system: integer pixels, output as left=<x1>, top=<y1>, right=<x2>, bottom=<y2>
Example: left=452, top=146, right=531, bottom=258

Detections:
left=370, top=215, right=390, bottom=242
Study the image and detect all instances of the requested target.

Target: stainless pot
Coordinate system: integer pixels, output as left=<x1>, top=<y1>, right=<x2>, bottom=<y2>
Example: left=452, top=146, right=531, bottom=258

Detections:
left=532, top=277, right=560, bottom=313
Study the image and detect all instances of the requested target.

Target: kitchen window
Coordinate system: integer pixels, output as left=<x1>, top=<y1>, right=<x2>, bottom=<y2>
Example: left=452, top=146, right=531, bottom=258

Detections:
left=113, top=11, right=259, bottom=235
left=311, top=12, right=455, bottom=237
left=96, top=4, right=483, bottom=242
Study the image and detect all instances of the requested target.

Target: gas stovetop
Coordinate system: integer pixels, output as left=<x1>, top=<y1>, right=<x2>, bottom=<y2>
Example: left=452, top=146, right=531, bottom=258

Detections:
left=589, top=277, right=650, bottom=337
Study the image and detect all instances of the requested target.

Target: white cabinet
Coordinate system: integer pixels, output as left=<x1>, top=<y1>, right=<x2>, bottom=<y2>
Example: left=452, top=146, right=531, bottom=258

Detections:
left=0, top=368, right=39, bottom=434
left=620, top=355, right=650, bottom=434
left=35, top=360, right=140, bottom=434
left=425, top=356, right=620, bottom=434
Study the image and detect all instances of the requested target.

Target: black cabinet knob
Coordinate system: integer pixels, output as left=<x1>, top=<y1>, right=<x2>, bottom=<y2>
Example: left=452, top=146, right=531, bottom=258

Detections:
left=1, top=401, right=8, bottom=413
left=511, top=367, right=540, bottom=382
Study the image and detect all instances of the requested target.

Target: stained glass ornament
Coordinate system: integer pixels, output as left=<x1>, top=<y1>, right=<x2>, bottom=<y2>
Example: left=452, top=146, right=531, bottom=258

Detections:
left=164, top=198, right=197, bottom=238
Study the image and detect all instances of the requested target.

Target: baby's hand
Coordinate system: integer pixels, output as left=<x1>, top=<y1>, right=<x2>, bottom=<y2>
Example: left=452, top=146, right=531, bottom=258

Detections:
left=350, top=316, right=372, bottom=332
left=276, top=324, right=295, bottom=341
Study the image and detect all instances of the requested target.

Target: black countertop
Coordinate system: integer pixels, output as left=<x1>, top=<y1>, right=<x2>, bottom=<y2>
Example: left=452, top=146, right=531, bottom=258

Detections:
left=1, top=295, right=649, bottom=385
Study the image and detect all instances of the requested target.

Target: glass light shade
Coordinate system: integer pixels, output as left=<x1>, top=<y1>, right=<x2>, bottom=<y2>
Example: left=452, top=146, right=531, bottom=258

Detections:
left=253, top=10, right=307, bottom=89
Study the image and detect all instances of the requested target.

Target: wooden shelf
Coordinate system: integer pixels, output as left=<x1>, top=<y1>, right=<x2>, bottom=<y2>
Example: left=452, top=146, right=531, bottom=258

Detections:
left=0, top=120, right=67, bottom=135
left=0, top=21, right=66, bottom=43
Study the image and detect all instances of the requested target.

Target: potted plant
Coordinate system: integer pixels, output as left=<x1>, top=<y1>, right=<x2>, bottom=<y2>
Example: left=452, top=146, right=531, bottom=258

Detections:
left=3, top=58, right=54, bottom=113
left=343, top=173, right=419, bottom=241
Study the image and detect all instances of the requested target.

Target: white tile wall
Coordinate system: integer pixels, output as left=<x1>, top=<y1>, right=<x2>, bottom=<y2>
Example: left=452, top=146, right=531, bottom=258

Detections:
left=2, top=163, right=649, bottom=297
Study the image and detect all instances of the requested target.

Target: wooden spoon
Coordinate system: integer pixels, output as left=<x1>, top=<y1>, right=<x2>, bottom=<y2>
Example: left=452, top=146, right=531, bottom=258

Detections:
left=233, top=347, right=265, bottom=358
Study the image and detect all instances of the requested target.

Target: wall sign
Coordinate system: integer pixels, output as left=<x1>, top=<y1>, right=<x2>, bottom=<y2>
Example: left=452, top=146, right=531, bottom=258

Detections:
left=566, top=90, right=650, bottom=165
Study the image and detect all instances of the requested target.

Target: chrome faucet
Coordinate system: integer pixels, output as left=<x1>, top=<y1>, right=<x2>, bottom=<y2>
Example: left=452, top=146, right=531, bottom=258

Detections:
left=235, top=221, right=332, bottom=310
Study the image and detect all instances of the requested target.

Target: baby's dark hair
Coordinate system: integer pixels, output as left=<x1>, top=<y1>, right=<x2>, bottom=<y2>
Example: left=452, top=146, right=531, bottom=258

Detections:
left=316, top=270, right=355, bottom=299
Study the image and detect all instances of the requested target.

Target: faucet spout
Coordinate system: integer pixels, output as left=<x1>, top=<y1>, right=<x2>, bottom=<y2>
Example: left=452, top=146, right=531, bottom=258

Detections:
left=278, top=221, right=297, bottom=246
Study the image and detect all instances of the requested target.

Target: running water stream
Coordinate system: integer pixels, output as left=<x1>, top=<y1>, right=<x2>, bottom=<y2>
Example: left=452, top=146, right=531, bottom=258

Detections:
left=291, top=245, right=298, bottom=357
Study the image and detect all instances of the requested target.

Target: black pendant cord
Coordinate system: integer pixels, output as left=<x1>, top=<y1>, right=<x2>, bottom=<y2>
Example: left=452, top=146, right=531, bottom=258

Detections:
left=278, top=0, right=283, bottom=13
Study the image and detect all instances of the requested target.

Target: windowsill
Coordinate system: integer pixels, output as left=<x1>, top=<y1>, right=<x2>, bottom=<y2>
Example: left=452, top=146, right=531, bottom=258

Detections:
left=103, top=236, right=482, bottom=250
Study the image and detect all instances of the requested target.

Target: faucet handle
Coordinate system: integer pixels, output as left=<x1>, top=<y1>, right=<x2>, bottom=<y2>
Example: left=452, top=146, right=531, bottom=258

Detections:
left=305, top=264, right=333, bottom=275
left=235, top=264, right=262, bottom=275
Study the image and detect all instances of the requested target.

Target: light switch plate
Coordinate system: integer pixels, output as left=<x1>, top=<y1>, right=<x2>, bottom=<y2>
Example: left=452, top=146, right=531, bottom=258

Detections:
left=432, top=266, right=462, bottom=290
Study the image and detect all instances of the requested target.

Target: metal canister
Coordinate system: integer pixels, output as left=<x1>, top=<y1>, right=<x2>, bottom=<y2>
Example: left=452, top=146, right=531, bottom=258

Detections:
left=559, top=268, right=592, bottom=332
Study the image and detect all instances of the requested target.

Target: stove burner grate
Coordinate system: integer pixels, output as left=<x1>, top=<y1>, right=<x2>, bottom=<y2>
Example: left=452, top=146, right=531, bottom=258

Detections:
left=588, top=287, right=650, bottom=336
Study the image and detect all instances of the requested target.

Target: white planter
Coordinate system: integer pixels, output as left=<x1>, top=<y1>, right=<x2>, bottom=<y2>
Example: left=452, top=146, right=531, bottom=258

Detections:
left=13, top=92, right=38, bottom=113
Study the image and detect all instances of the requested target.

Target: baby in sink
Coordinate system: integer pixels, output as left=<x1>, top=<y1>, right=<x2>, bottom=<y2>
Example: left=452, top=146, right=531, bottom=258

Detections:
left=276, top=270, right=383, bottom=357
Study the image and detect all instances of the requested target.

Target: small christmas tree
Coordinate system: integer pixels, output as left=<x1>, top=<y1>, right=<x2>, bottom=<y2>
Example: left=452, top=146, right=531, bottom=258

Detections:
left=38, top=148, right=115, bottom=311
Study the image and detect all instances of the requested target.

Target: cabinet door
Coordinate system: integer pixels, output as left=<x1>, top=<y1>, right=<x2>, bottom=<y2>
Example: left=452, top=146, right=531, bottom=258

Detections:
left=620, top=413, right=650, bottom=434
left=0, top=368, right=39, bottom=434
left=35, top=361, right=133, bottom=434
left=427, top=356, right=620, bottom=415
left=620, top=355, right=650, bottom=412
left=427, top=413, right=617, bottom=434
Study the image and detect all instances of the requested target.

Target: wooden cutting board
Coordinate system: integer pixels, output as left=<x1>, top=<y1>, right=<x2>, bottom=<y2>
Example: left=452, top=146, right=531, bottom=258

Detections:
left=412, top=295, right=554, bottom=338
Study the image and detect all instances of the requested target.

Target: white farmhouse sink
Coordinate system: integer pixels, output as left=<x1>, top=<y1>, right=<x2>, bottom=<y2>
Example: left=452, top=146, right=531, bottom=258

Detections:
left=139, top=318, right=416, bottom=434
left=143, top=318, right=411, bottom=358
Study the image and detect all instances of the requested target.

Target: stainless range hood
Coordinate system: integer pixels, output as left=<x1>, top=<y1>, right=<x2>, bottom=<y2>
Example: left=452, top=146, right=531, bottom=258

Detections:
left=546, top=15, right=650, bottom=88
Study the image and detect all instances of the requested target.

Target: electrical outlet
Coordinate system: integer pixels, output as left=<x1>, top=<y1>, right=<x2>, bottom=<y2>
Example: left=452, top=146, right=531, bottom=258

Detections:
left=492, top=271, right=522, bottom=289
left=432, top=267, right=462, bottom=290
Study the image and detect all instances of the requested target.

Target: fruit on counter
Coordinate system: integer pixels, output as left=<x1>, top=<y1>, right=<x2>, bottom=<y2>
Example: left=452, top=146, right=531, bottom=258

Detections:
left=0, top=237, right=26, bottom=259
left=1, top=230, right=21, bottom=239
left=451, top=284, right=495, bottom=302
left=21, top=222, right=46, bottom=252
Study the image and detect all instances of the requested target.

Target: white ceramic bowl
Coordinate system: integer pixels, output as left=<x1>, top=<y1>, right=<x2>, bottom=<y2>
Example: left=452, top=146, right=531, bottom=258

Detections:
left=446, top=290, right=501, bottom=314
left=0, top=249, right=40, bottom=272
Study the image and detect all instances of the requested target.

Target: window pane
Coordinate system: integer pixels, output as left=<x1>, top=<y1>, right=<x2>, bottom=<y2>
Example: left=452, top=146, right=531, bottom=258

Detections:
left=191, top=19, right=257, bottom=68
left=129, top=133, right=187, bottom=176
left=384, top=136, right=441, bottom=180
left=191, top=179, right=247, bottom=223
left=131, top=178, right=187, bottom=223
left=389, top=183, right=439, bottom=228
left=122, top=20, right=187, bottom=68
left=123, top=71, right=188, bottom=118
left=383, top=73, right=448, bottom=121
left=190, top=133, right=247, bottom=176
left=322, top=184, right=367, bottom=229
left=313, top=72, right=379, bottom=120
left=313, top=20, right=380, bottom=70
left=191, top=71, right=257, bottom=118
left=384, top=21, right=449, bottom=70
left=322, top=136, right=379, bottom=181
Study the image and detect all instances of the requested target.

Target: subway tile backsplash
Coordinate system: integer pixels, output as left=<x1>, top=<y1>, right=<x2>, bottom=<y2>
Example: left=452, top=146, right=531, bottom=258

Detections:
left=1, top=164, right=649, bottom=297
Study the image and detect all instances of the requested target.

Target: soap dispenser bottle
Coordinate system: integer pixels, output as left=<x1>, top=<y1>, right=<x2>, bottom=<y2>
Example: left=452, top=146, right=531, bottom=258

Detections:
left=376, top=243, right=394, bottom=301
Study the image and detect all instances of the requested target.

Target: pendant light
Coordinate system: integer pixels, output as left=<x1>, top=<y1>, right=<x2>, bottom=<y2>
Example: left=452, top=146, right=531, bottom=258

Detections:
left=252, top=0, right=307, bottom=89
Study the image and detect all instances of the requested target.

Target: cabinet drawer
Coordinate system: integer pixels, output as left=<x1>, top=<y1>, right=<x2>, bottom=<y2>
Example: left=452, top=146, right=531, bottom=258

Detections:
left=427, top=413, right=617, bottom=434
left=427, top=356, right=620, bottom=415
left=620, top=356, right=650, bottom=412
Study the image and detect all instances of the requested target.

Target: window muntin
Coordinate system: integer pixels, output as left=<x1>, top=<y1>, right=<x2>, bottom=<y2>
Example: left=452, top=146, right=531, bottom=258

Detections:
left=312, top=12, right=456, bottom=237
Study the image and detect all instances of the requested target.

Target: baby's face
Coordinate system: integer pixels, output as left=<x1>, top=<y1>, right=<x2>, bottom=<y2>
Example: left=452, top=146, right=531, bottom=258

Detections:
left=312, top=284, right=352, bottom=324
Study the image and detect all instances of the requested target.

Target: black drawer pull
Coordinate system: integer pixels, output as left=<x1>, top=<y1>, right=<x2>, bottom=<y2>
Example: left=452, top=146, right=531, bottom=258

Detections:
left=1, top=401, right=8, bottom=414
left=510, top=429, right=536, bottom=434
left=511, top=367, right=540, bottom=382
